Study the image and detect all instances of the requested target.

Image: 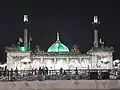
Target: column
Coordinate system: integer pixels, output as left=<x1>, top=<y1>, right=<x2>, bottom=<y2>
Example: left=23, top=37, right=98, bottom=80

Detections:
left=54, top=57, right=56, bottom=70
left=54, top=57, right=56, bottom=64
left=79, top=58, right=81, bottom=68
left=41, top=58, right=43, bottom=64
left=66, top=57, right=69, bottom=64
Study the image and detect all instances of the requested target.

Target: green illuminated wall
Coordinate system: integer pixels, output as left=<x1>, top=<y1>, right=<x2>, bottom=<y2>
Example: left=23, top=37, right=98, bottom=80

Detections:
left=17, top=46, right=27, bottom=51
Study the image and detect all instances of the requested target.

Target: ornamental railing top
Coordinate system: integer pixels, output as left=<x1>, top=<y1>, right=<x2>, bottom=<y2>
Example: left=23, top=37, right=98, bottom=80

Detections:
left=5, top=46, right=18, bottom=52
left=88, top=46, right=114, bottom=53
left=30, top=52, right=90, bottom=57
left=5, top=46, right=32, bottom=52
left=31, top=51, right=81, bottom=55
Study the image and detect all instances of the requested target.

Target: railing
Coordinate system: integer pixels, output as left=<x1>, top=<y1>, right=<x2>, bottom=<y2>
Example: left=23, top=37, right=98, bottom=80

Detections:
left=0, top=69, right=119, bottom=81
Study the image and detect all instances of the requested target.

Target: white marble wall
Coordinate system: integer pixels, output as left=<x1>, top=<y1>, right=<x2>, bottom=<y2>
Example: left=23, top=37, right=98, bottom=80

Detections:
left=30, top=57, right=91, bottom=70
left=7, top=52, right=30, bottom=70
left=91, top=51, right=113, bottom=69
left=7, top=51, right=113, bottom=70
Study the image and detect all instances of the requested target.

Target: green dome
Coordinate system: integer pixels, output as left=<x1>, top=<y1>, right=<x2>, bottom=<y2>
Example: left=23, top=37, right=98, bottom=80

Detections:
left=47, top=33, right=69, bottom=52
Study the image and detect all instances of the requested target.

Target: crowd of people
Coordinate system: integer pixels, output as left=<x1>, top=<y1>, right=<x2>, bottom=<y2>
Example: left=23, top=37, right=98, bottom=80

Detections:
left=0, top=66, right=119, bottom=81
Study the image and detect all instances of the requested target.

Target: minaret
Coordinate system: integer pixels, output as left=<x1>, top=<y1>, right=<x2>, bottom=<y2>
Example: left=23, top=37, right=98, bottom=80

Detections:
left=92, top=16, right=100, bottom=48
left=23, top=14, right=29, bottom=48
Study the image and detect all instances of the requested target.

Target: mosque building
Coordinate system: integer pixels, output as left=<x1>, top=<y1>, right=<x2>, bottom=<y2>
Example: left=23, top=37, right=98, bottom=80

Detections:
left=5, top=15, right=114, bottom=70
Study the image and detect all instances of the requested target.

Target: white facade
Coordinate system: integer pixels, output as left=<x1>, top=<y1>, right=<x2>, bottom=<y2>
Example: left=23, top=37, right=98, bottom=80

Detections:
left=7, top=52, right=30, bottom=70
left=88, top=51, right=113, bottom=69
left=6, top=49, right=113, bottom=70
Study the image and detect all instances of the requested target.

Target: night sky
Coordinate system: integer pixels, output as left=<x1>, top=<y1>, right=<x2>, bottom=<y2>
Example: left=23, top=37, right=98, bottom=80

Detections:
left=0, top=1, right=120, bottom=63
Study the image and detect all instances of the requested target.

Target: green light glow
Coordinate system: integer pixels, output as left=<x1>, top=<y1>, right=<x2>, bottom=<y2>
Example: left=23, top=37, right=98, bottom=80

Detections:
left=17, top=46, right=27, bottom=51
left=47, top=40, right=69, bottom=52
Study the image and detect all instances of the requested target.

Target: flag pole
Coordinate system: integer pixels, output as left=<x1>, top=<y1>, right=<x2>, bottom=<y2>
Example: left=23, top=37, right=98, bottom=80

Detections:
left=28, top=36, right=31, bottom=50
left=29, top=40, right=30, bottom=50
left=28, top=36, right=32, bottom=51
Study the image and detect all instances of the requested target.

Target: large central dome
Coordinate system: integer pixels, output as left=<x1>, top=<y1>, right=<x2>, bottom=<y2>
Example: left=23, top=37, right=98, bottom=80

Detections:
left=47, top=33, right=69, bottom=52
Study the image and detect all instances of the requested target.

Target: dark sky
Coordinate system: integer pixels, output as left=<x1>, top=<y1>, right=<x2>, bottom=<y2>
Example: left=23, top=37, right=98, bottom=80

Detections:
left=0, top=1, right=120, bottom=62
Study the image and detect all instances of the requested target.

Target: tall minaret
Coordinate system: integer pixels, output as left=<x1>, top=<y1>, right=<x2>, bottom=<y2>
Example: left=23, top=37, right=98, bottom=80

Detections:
left=92, top=16, right=100, bottom=48
left=23, top=14, right=29, bottom=48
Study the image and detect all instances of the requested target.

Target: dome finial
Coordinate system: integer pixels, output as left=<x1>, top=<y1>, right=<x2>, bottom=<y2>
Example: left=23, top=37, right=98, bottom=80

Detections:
left=57, top=33, right=59, bottom=40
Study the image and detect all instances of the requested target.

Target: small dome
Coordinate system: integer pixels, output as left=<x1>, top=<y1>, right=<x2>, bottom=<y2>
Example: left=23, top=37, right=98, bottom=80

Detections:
left=47, top=33, right=69, bottom=52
